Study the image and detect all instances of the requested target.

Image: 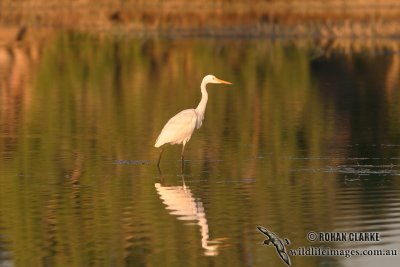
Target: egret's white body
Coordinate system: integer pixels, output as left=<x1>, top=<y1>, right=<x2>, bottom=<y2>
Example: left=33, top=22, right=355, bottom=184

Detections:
left=155, top=74, right=232, bottom=167
left=154, top=109, right=199, bottom=148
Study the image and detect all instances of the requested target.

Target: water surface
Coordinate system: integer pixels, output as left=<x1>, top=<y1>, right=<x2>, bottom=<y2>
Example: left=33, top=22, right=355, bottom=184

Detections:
left=0, top=34, right=399, bottom=267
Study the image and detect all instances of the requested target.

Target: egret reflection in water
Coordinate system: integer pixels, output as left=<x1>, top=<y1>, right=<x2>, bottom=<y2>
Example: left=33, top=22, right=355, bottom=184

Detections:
left=155, top=175, right=222, bottom=256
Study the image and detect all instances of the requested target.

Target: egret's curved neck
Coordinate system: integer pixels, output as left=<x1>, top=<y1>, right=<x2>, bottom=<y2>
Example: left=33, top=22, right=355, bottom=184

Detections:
left=195, top=80, right=208, bottom=116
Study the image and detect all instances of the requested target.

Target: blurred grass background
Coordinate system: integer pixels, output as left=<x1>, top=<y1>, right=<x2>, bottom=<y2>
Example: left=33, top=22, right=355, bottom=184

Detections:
left=0, top=0, right=400, bottom=38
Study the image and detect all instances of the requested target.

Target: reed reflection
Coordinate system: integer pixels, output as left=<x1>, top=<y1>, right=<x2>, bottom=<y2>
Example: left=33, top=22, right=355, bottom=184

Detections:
left=155, top=174, right=221, bottom=256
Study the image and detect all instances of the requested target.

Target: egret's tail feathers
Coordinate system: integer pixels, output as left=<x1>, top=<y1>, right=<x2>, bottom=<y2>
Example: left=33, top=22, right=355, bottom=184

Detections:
left=154, top=137, right=164, bottom=148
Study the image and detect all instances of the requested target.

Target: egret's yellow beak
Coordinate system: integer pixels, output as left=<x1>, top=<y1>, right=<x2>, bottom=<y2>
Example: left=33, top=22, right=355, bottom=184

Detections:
left=216, top=78, right=232, bottom=85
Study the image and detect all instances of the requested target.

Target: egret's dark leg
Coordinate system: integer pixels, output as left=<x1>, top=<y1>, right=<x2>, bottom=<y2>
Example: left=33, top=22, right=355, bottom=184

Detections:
left=157, top=148, right=164, bottom=168
left=181, top=144, right=186, bottom=173
left=181, top=144, right=186, bottom=161
left=157, top=164, right=163, bottom=181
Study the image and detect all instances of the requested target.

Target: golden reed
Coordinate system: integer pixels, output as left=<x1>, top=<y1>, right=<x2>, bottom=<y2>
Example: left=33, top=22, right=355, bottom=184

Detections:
left=0, top=0, right=399, bottom=37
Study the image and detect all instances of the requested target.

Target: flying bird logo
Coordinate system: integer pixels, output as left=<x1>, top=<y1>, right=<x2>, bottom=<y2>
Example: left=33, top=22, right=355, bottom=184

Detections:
left=256, top=226, right=292, bottom=266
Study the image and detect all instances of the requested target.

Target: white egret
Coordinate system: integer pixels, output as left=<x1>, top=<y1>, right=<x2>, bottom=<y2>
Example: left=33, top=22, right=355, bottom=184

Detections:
left=154, top=74, right=232, bottom=167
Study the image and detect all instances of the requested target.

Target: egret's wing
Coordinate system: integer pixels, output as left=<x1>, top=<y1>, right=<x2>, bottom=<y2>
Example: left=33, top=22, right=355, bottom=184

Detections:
left=195, top=114, right=203, bottom=129
left=155, top=109, right=198, bottom=147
